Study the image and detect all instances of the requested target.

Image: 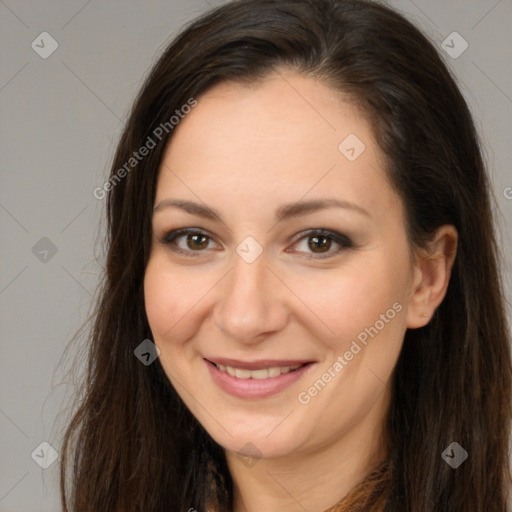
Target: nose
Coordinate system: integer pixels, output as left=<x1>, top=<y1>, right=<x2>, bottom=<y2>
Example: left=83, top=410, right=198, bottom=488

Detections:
left=213, top=252, right=290, bottom=343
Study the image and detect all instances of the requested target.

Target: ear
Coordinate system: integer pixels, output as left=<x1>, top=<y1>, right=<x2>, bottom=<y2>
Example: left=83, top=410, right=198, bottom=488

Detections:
left=406, top=224, right=458, bottom=329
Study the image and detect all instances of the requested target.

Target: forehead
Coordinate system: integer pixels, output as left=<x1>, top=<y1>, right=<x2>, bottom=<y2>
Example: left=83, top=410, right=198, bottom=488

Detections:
left=156, top=70, right=398, bottom=222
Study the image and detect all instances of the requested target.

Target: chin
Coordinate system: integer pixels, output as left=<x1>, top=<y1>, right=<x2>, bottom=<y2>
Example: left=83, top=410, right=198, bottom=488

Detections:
left=200, top=415, right=307, bottom=460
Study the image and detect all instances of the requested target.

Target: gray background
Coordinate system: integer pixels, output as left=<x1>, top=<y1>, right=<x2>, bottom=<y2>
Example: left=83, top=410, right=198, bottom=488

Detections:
left=0, top=1, right=511, bottom=510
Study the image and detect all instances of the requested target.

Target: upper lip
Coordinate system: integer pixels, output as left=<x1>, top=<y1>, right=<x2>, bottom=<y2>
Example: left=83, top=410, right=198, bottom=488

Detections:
left=205, top=357, right=313, bottom=370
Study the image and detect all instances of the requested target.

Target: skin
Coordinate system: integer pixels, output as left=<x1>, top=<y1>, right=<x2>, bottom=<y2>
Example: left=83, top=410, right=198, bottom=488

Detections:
left=144, top=68, right=458, bottom=512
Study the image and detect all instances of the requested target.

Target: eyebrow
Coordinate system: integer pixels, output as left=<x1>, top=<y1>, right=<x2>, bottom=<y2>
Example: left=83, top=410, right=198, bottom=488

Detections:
left=153, top=198, right=371, bottom=221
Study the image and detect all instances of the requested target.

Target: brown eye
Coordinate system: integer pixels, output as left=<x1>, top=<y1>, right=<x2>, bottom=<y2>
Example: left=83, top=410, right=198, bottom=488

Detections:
left=186, top=233, right=209, bottom=250
left=162, top=228, right=352, bottom=259
left=290, top=229, right=353, bottom=259
left=308, top=235, right=332, bottom=253
left=162, top=228, right=217, bottom=256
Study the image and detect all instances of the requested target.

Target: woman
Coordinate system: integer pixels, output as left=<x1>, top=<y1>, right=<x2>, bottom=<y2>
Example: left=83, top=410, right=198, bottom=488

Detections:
left=59, top=0, right=512, bottom=510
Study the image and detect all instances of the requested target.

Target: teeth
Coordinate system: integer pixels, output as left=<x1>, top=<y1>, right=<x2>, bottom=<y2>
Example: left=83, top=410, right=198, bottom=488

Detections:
left=249, top=368, right=269, bottom=380
left=235, top=368, right=252, bottom=379
left=215, top=363, right=302, bottom=379
left=268, top=367, right=282, bottom=377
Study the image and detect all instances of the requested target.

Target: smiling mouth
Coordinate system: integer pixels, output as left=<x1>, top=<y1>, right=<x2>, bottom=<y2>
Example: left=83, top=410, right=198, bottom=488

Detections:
left=207, top=361, right=308, bottom=379
left=205, top=358, right=315, bottom=398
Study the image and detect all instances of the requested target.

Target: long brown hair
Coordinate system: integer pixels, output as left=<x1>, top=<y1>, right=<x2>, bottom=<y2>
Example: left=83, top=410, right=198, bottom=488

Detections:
left=59, top=0, right=512, bottom=510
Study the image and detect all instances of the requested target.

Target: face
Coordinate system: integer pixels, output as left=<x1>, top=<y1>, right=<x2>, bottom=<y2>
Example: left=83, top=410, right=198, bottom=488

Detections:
left=144, top=69, right=415, bottom=460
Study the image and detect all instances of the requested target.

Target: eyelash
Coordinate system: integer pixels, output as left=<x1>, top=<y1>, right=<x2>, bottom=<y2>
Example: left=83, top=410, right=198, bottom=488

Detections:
left=160, top=228, right=353, bottom=259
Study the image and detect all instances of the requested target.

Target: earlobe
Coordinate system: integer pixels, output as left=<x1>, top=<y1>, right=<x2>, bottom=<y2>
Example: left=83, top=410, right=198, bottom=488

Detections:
left=405, top=225, right=458, bottom=329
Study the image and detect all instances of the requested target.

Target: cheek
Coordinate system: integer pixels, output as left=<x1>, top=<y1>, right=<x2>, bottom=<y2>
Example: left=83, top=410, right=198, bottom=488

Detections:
left=144, top=263, right=175, bottom=340
left=143, top=259, right=211, bottom=397
left=143, top=258, right=203, bottom=348
left=293, top=269, right=406, bottom=431
left=290, top=261, right=405, bottom=352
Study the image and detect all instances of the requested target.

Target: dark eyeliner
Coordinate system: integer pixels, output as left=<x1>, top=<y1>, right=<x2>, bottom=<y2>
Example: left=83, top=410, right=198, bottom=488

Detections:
left=289, top=228, right=353, bottom=258
left=160, top=228, right=213, bottom=257
left=160, top=227, right=353, bottom=258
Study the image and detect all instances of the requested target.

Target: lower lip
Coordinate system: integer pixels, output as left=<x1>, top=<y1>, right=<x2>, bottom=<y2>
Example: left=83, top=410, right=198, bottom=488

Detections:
left=205, top=360, right=314, bottom=399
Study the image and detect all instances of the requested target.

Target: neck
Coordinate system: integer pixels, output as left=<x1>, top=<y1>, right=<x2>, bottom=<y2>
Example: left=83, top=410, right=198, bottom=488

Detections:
left=225, top=391, right=390, bottom=512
